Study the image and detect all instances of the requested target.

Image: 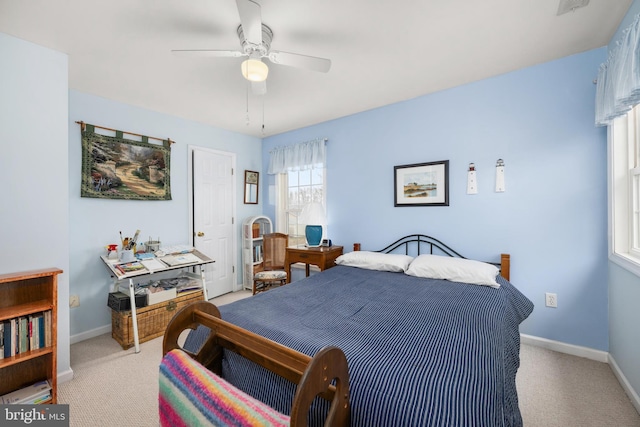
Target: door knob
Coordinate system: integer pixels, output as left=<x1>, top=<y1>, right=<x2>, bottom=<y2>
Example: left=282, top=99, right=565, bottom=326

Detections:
left=197, top=231, right=205, bottom=237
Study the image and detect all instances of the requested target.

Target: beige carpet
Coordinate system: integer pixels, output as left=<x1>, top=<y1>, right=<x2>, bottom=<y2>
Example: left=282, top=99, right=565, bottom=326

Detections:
left=58, top=290, right=251, bottom=427
left=58, top=290, right=640, bottom=426
left=517, top=345, right=640, bottom=427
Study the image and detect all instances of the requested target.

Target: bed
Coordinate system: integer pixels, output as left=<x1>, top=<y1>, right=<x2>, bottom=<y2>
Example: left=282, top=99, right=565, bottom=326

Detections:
left=184, top=234, right=534, bottom=426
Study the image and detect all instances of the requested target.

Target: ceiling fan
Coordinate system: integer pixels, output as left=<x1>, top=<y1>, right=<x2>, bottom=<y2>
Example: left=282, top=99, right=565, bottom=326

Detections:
left=172, top=0, right=332, bottom=95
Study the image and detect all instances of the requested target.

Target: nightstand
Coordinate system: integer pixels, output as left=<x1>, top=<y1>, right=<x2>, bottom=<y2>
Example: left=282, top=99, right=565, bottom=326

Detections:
left=284, top=245, right=343, bottom=283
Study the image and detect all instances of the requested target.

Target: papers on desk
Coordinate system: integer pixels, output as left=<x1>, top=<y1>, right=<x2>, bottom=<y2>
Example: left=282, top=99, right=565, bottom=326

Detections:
left=159, top=253, right=202, bottom=267
left=159, top=244, right=194, bottom=254
left=140, top=258, right=167, bottom=271
left=115, top=261, right=145, bottom=274
left=102, top=250, right=211, bottom=280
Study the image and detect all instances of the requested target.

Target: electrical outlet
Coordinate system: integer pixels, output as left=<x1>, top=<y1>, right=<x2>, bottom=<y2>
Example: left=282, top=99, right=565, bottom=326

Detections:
left=545, top=292, right=557, bottom=308
left=69, top=295, right=80, bottom=308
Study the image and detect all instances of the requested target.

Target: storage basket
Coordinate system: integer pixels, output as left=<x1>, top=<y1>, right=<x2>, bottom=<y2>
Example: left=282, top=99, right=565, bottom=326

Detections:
left=111, top=290, right=203, bottom=349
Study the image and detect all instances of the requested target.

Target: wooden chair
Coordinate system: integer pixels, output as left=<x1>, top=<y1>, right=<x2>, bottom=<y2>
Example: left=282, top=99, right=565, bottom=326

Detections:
left=253, top=232, right=288, bottom=295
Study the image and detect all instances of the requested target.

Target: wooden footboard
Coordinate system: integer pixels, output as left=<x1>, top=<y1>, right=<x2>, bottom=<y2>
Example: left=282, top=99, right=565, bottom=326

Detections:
left=162, top=301, right=350, bottom=426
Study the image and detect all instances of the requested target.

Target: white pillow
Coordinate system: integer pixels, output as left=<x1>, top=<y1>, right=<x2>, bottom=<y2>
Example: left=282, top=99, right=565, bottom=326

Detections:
left=335, top=251, right=413, bottom=273
left=405, top=254, right=500, bottom=288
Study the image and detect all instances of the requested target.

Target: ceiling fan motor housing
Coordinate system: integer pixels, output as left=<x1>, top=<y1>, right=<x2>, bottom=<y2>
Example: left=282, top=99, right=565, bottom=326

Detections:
left=237, top=24, right=273, bottom=56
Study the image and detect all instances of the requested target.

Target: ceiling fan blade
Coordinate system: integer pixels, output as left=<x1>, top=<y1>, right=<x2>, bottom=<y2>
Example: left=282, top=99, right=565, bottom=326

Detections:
left=267, top=50, right=331, bottom=73
left=251, top=80, right=267, bottom=95
left=171, top=49, right=246, bottom=58
left=236, top=0, right=262, bottom=46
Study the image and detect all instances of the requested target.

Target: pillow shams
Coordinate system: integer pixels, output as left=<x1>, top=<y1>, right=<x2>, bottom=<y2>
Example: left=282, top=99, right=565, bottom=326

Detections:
left=335, top=251, right=413, bottom=272
left=405, top=254, right=500, bottom=287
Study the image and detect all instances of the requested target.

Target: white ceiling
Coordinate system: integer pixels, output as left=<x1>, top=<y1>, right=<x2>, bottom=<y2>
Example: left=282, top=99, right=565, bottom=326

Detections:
left=0, top=0, right=632, bottom=137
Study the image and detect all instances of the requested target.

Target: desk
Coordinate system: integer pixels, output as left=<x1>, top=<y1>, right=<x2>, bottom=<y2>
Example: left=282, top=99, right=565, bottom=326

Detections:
left=100, top=249, right=214, bottom=353
left=285, top=245, right=343, bottom=283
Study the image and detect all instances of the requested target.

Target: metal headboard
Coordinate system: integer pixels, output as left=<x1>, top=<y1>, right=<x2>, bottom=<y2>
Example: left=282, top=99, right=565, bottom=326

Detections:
left=375, top=234, right=464, bottom=257
left=367, top=234, right=503, bottom=271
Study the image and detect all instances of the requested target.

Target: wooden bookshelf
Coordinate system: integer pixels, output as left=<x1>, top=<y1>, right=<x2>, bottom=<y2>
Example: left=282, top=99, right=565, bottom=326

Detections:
left=242, top=216, right=273, bottom=290
left=0, top=268, right=61, bottom=404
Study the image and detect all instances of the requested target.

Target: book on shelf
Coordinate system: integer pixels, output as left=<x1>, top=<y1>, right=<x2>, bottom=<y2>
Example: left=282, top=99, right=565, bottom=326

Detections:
left=19, top=316, right=28, bottom=354
left=30, top=392, right=52, bottom=404
left=253, top=244, right=262, bottom=263
left=3, top=320, right=10, bottom=358
left=0, top=310, right=52, bottom=357
left=1, top=380, right=51, bottom=404
left=38, top=313, right=45, bottom=349
left=28, top=313, right=44, bottom=351
left=44, top=310, right=51, bottom=348
left=10, top=318, right=16, bottom=357
left=28, top=314, right=34, bottom=351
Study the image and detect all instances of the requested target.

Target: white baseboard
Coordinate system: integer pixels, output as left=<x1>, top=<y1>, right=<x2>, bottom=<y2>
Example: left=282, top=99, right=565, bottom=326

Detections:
left=70, top=324, right=111, bottom=345
left=57, top=367, right=74, bottom=384
left=520, top=334, right=608, bottom=363
left=608, top=354, right=640, bottom=415
left=521, top=334, right=640, bottom=414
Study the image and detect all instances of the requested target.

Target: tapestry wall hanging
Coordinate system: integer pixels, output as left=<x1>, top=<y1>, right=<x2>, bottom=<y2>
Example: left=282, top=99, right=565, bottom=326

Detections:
left=80, top=123, right=172, bottom=200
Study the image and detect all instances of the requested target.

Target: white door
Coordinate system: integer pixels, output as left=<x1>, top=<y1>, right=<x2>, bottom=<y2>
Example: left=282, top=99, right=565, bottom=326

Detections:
left=191, top=147, right=235, bottom=298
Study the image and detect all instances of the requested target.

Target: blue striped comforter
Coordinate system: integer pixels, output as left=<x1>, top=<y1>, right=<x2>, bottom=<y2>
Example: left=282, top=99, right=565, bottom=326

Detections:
left=185, top=265, right=534, bottom=427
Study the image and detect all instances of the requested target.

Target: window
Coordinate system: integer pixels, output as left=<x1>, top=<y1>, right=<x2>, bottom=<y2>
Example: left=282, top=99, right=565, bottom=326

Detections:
left=269, top=138, right=327, bottom=245
left=275, top=166, right=326, bottom=247
left=610, top=104, right=640, bottom=275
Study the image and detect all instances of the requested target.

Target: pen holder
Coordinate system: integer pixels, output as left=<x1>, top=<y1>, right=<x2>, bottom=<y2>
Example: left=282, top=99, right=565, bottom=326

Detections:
left=119, top=249, right=135, bottom=263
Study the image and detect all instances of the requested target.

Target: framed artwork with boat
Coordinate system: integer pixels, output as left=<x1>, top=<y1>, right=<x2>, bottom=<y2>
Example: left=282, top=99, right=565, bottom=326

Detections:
left=394, top=160, right=449, bottom=206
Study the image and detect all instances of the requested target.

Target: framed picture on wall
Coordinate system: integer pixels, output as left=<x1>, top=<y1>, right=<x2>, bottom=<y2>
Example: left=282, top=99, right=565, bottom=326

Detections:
left=394, top=160, right=449, bottom=206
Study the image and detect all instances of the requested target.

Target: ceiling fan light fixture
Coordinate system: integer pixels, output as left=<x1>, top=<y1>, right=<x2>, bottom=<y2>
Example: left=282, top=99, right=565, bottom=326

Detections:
left=241, top=58, right=269, bottom=82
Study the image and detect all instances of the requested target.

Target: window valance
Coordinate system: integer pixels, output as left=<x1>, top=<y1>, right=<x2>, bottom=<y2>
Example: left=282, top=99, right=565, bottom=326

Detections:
left=596, top=14, right=640, bottom=126
left=268, top=138, right=327, bottom=174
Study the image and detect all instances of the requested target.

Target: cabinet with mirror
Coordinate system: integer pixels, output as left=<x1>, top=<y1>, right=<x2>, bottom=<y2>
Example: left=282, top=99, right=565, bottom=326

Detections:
left=244, top=170, right=259, bottom=204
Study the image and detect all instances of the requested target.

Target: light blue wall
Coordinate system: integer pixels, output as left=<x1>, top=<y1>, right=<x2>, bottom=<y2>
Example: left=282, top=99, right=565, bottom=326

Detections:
left=264, top=48, right=609, bottom=351
left=68, top=91, right=262, bottom=339
left=0, top=33, right=71, bottom=377
left=608, top=0, right=640, bottom=405
left=609, top=1, right=640, bottom=50
left=609, top=263, right=640, bottom=397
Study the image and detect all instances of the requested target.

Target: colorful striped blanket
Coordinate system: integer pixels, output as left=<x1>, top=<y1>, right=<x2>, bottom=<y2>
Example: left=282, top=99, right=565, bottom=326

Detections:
left=159, top=349, right=290, bottom=426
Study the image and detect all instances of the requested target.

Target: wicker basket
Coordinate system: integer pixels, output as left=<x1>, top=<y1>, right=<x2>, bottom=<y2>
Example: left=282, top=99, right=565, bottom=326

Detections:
left=111, top=289, right=204, bottom=349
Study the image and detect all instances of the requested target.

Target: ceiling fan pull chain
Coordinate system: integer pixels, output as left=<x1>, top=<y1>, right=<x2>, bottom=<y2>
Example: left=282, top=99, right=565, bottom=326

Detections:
left=246, top=79, right=251, bottom=126
left=261, top=96, right=265, bottom=136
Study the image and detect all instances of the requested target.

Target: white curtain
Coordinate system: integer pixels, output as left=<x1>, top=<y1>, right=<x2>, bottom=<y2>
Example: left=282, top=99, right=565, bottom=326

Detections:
left=267, top=138, right=327, bottom=174
left=596, top=14, right=640, bottom=126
